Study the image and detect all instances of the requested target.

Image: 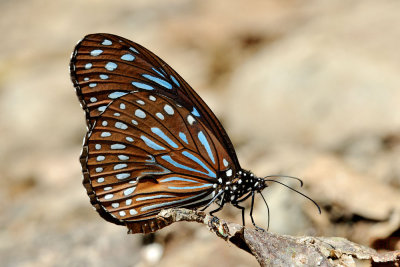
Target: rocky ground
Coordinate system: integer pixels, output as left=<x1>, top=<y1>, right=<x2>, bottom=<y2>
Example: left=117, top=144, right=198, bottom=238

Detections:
left=1, top=0, right=399, bottom=266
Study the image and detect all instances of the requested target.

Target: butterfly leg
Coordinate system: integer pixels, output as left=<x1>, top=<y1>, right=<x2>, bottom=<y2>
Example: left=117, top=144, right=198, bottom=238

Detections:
left=232, top=202, right=246, bottom=226
left=200, top=190, right=224, bottom=212
left=250, top=192, right=265, bottom=232
left=209, top=196, right=225, bottom=216
left=208, top=197, right=226, bottom=234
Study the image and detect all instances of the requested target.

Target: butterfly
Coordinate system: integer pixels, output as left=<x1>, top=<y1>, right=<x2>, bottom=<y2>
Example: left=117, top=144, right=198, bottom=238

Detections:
left=70, top=33, right=320, bottom=234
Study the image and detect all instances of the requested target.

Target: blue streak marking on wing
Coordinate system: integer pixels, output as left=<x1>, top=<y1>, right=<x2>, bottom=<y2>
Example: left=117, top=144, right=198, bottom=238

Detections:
left=140, top=192, right=208, bottom=212
left=170, top=75, right=180, bottom=87
left=161, top=155, right=215, bottom=178
left=142, top=74, right=172, bottom=89
left=152, top=68, right=165, bottom=78
left=160, top=177, right=200, bottom=183
left=168, top=184, right=213, bottom=190
left=145, top=155, right=156, bottom=163
left=140, top=135, right=166, bottom=151
left=142, top=163, right=171, bottom=175
left=132, top=82, right=154, bottom=90
left=182, top=151, right=216, bottom=178
left=136, top=195, right=174, bottom=201
left=191, top=107, right=200, bottom=117
left=179, top=132, right=188, bottom=144
left=151, top=127, right=178, bottom=148
left=160, top=68, right=168, bottom=76
left=197, top=131, right=215, bottom=164
left=108, top=91, right=128, bottom=99
left=129, top=47, right=139, bottom=54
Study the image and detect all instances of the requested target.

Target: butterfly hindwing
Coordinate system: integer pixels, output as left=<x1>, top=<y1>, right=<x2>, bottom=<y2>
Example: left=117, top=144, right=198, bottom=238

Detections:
left=70, top=33, right=240, bottom=168
left=83, top=91, right=234, bottom=233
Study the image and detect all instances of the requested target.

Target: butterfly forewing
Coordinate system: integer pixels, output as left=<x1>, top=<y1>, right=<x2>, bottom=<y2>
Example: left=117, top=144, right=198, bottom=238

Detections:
left=83, top=91, right=234, bottom=233
left=70, top=33, right=240, bottom=168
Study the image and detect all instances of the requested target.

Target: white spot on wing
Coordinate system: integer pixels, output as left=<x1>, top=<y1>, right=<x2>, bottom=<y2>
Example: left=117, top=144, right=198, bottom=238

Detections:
left=97, top=156, right=105, bottom=161
left=115, top=122, right=128, bottom=130
left=129, top=209, right=137, bottom=215
left=116, top=173, right=130, bottom=179
left=156, top=112, right=164, bottom=120
left=114, top=163, right=127, bottom=170
left=187, top=115, right=195, bottom=125
left=135, top=109, right=146, bottom=118
left=164, top=104, right=174, bottom=115
left=111, top=144, right=126, bottom=149
left=90, top=49, right=103, bottom=56
left=102, top=39, right=112, bottom=45
left=124, top=187, right=136, bottom=196
left=118, top=155, right=129, bottom=160
left=223, top=158, right=228, bottom=167
left=105, top=62, right=117, bottom=71
left=121, top=54, right=135, bottom=61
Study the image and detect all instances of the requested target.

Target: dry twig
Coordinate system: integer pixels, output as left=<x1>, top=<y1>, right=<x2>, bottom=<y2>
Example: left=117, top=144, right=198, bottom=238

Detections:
left=157, top=208, right=400, bottom=267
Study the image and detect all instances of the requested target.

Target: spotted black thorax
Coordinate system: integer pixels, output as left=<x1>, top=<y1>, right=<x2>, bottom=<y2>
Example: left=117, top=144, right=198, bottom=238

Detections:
left=204, top=169, right=266, bottom=224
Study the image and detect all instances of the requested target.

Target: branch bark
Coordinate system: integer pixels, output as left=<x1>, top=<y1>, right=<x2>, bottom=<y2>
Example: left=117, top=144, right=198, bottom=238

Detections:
left=157, top=208, right=400, bottom=267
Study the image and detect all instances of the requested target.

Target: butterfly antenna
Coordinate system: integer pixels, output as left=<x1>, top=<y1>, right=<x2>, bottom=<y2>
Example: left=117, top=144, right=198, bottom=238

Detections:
left=264, top=175, right=304, bottom=187
left=259, top=193, right=270, bottom=231
left=263, top=179, right=321, bottom=214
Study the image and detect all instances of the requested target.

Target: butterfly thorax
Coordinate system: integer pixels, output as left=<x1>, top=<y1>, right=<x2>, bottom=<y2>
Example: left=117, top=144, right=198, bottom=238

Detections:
left=214, top=169, right=266, bottom=205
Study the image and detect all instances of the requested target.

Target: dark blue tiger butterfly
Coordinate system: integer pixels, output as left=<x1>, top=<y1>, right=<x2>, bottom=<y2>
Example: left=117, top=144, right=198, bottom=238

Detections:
left=70, top=33, right=320, bottom=234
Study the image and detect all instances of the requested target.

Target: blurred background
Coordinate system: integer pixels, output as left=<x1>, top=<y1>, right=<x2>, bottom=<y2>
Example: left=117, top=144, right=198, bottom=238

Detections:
left=1, top=0, right=400, bottom=266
